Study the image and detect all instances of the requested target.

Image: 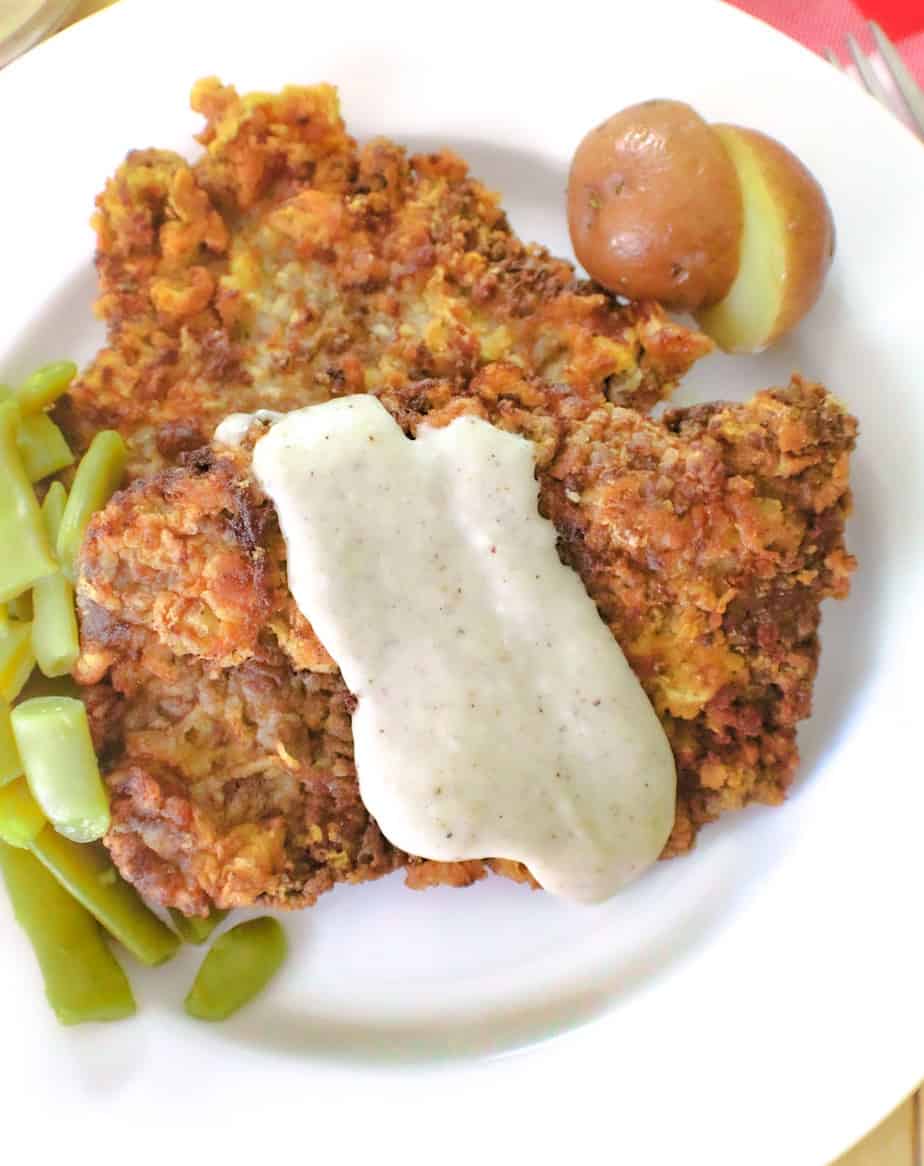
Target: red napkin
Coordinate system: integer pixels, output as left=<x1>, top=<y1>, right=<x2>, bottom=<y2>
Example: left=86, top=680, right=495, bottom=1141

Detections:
left=727, top=0, right=924, bottom=108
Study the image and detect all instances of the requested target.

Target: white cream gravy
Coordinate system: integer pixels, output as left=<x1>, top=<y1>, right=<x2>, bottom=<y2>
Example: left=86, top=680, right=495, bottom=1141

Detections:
left=215, top=409, right=283, bottom=446
left=247, top=396, right=675, bottom=902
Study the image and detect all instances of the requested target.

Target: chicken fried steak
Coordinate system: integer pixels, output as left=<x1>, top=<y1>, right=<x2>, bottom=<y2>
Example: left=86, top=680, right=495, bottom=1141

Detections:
left=74, top=367, right=856, bottom=915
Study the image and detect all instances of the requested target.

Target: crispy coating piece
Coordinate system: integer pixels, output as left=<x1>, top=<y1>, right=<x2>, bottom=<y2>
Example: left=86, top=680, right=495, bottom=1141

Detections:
left=550, top=377, right=856, bottom=853
left=75, top=367, right=856, bottom=912
left=56, top=79, right=710, bottom=479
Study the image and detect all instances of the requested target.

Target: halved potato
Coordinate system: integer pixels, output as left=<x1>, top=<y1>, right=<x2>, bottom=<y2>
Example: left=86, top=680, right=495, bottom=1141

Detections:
left=696, top=125, right=835, bottom=353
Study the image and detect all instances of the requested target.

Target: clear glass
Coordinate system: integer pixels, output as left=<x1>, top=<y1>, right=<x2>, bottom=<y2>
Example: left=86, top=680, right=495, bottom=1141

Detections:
left=0, top=0, right=80, bottom=69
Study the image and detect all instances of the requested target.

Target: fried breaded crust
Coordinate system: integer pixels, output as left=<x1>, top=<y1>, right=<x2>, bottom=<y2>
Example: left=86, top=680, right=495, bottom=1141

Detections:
left=76, top=367, right=856, bottom=913
left=55, top=79, right=710, bottom=481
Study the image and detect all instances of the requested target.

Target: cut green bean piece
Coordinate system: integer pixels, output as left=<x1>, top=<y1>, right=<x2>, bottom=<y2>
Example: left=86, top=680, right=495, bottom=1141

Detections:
left=15, top=361, right=78, bottom=415
left=185, top=917, right=287, bottom=1021
left=0, top=778, right=47, bottom=848
left=17, top=413, right=75, bottom=483
left=29, top=826, right=180, bottom=967
left=0, top=842, right=135, bottom=1025
left=0, top=701, right=22, bottom=786
left=11, top=696, right=109, bottom=842
left=42, top=480, right=67, bottom=533
left=0, top=621, right=35, bottom=704
left=32, top=485, right=79, bottom=678
left=0, top=401, right=56, bottom=603
left=56, top=430, right=127, bottom=581
left=169, top=907, right=230, bottom=945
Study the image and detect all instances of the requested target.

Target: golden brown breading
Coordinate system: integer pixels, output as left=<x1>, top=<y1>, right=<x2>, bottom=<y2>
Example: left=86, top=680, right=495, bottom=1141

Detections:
left=75, top=366, right=856, bottom=913
left=55, top=79, right=710, bottom=479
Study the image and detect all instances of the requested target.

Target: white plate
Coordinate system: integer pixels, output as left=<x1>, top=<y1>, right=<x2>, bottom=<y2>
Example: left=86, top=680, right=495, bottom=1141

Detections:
left=1, top=1, right=922, bottom=1162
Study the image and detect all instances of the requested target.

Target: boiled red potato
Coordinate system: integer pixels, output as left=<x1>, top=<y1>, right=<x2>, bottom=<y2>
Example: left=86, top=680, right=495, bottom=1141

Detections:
left=567, top=100, right=743, bottom=311
left=567, top=100, right=835, bottom=353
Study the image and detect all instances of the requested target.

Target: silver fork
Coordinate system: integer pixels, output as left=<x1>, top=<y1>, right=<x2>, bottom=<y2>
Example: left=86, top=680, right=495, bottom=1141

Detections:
left=826, top=21, right=924, bottom=139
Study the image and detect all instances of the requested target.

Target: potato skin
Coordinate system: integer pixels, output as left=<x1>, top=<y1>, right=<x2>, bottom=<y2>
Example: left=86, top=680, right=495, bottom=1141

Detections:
left=567, top=99, right=743, bottom=310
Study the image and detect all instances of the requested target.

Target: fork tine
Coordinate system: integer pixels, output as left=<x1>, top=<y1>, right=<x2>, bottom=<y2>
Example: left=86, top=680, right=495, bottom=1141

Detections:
left=824, top=48, right=842, bottom=69
left=869, top=20, right=924, bottom=137
left=846, top=33, right=891, bottom=106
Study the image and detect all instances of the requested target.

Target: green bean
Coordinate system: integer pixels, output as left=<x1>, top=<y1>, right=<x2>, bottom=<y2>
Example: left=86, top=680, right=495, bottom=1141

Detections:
left=41, top=481, right=67, bottom=539
left=0, top=778, right=46, bottom=848
left=32, top=485, right=79, bottom=678
left=169, top=907, right=229, bottom=945
left=11, top=696, right=109, bottom=843
left=0, top=621, right=35, bottom=704
left=0, top=700, right=22, bottom=787
left=185, top=917, right=287, bottom=1021
left=14, top=361, right=78, bottom=416
left=0, top=842, right=135, bottom=1025
left=29, top=826, right=180, bottom=967
left=16, top=413, right=74, bottom=483
left=0, top=401, right=56, bottom=603
left=56, top=430, right=127, bottom=581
